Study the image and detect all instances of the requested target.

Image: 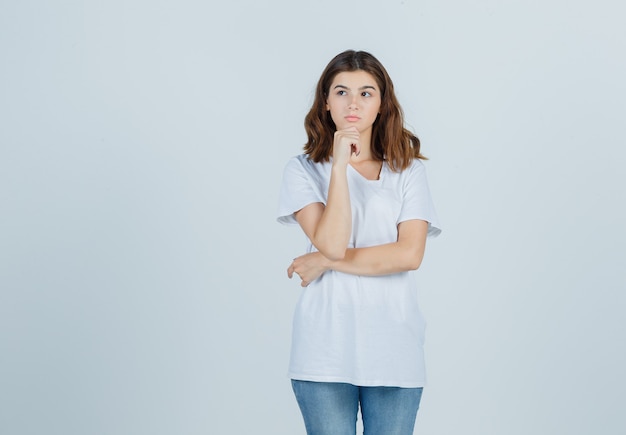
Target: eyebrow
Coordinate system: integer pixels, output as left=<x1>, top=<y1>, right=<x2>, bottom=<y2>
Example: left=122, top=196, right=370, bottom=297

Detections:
left=333, top=84, right=377, bottom=91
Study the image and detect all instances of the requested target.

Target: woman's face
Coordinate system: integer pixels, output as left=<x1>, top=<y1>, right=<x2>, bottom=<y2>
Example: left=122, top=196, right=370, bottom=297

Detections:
left=326, top=70, right=382, bottom=134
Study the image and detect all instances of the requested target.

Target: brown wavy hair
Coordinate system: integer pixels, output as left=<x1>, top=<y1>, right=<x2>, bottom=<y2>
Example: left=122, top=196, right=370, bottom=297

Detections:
left=303, top=50, right=425, bottom=171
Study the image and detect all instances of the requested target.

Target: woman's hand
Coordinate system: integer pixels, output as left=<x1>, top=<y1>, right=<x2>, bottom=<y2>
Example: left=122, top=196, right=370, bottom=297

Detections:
left=332, top=127, right=360, bottom=166
left=287, top=252, right=331, bottom=287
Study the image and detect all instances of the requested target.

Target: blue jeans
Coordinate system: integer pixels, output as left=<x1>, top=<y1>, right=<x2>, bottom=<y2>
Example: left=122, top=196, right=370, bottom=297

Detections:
left=291, top=380, right=423, bottom=435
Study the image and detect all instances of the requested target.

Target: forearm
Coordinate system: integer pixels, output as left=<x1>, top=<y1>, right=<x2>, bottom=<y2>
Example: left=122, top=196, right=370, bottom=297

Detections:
left=290, top=222, right=426, bottom=287
left=312, top=164, right=351, bottom=260
left=326, top=240, right=425, bottom=276
left=290, top=244, right=419, bottom=287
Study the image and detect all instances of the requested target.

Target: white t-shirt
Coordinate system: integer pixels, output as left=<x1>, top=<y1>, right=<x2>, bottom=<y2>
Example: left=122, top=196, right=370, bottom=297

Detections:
left=277, top=154, right=441, bottom=387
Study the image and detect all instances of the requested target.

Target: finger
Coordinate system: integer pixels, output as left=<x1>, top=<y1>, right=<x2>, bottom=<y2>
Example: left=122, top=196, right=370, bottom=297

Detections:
left=301, top=281, right=308, bottom=287
left=351, top=142, right=360, bottom=156
left=287, top=265, right=294, bottom=278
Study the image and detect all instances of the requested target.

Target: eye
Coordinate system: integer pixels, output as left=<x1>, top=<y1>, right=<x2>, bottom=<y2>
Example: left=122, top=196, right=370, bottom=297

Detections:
left=337, top=90, right=347, bottom=96
left=361, top=91, right=371, bottom=97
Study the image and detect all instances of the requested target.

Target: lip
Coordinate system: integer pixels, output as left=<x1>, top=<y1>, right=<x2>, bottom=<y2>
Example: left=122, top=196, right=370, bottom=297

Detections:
left=345, top=115, right=360, bottom=122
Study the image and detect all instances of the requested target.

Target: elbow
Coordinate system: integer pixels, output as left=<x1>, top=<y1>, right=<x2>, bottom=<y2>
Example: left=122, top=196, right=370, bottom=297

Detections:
left=407, top=259, right=422, bottom=271
left=313, top=235, right=347, bottom=261
left=319, top=246, right=346, bottom=262
left=405, top=252, right=424, bottom=271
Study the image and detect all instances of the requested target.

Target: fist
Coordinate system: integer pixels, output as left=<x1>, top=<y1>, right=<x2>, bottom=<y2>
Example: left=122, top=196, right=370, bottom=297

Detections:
left=332, top=127, right=360, bottom=165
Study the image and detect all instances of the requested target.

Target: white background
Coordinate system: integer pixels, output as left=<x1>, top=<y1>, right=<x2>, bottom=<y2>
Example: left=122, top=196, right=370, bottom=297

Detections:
left=1, top=1, right=625, bottom=434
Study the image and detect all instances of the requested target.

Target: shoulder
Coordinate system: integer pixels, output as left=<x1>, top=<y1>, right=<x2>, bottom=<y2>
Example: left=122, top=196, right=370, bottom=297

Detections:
left=282, top=154, right=306, bottom=172
left=387, top=158, right=426, bottom=181
left=285, top=154, right=328, bottom=175
left=285, top=153, right=315, bottom=168
left=404, top=158, right=428, bottom=179
left=407, top=158, right=426, bottom=172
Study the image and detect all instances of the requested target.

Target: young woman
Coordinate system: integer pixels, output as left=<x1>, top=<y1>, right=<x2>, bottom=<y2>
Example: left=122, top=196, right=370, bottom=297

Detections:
left=277, top=50, right=441, bottom=435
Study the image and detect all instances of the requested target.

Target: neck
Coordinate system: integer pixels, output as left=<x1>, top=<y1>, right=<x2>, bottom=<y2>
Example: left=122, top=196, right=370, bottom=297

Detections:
left=350, top=152, right=376, bottom=163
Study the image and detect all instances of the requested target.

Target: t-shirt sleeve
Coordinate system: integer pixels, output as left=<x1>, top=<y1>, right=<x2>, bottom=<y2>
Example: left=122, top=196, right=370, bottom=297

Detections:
left=277, top=156, right=326, bottom=225
left=397, top=160, right=442, bottom=237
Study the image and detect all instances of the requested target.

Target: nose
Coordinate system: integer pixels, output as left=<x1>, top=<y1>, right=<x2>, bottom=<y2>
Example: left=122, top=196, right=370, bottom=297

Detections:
left=348, top=95, right=358, bottom=110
